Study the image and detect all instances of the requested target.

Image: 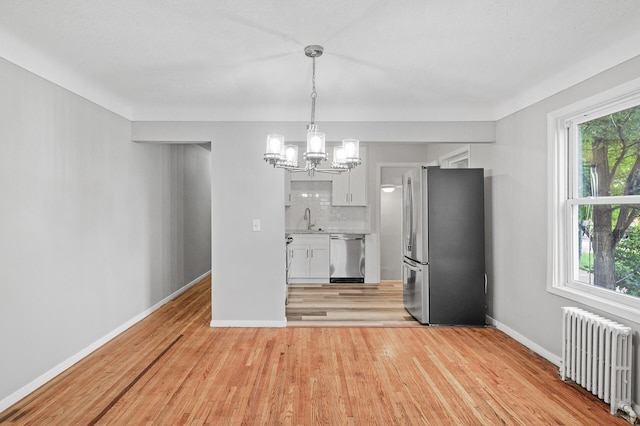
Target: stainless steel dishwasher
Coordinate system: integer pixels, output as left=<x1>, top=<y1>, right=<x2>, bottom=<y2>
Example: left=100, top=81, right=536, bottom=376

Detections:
left=329, top=234, right=365, bottom=283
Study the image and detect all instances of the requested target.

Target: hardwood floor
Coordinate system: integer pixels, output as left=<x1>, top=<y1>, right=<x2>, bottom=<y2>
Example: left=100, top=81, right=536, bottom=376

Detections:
left=286, top=281, right=422, bottom=326
left=0, top=276, right=629, bottom=425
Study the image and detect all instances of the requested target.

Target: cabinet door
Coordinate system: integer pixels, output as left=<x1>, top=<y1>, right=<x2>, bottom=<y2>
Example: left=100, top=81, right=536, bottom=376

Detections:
left=347, top=160, right=367, bottom=206
left=331, top=171, right=351, bottom=206
left=308, top=246, right=329, bottom=278
left=288, top=246, right=309, bottom=279
left=331, top=146, right=367, bottom=206
left=284, top=172, right=292, bottom=206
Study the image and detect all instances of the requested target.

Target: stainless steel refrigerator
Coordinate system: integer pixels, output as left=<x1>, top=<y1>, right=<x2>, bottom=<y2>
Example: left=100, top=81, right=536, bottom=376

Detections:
left=402, top=166, right=485, bottom=325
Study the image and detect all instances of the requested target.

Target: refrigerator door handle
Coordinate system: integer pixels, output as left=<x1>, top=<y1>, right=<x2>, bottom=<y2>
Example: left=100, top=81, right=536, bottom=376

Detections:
left=403, top=260, right=423, bottom=273
left=407, top=177, right=413, bottom=252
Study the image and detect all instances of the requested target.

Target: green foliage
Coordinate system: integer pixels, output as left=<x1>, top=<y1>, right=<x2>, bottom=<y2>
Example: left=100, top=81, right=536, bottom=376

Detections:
left=579, top=252, right=594, bottom=273
left=614, top=227, right=640, bottom=297
left=579, top=105, right=640, bottom=197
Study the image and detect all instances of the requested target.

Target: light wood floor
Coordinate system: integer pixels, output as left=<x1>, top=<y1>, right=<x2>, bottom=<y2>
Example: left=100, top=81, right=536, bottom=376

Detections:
left=0, top=276, right=628, bottom=425
left=286, top=280, right=422, bottom=326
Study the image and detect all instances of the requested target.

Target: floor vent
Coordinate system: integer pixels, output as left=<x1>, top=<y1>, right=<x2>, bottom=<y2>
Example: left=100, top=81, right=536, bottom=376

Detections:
left=561, top=307, right=637, bottom=423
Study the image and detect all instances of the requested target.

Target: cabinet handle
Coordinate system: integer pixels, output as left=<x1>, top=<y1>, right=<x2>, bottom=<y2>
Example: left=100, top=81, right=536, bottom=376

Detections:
left=310, top=249, right=314, bottom=258
left=306, top=249, right=309, bottom=258
left=346, top=194, right=349, bottom=203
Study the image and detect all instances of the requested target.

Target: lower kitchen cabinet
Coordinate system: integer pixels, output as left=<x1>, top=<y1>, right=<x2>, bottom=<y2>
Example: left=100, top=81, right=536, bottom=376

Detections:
left=288, top=234, right=330, bottom=283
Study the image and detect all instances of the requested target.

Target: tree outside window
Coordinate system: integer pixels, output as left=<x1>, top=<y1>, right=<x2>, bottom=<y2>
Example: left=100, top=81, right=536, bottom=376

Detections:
left=575, top=104, right=640, bottom=297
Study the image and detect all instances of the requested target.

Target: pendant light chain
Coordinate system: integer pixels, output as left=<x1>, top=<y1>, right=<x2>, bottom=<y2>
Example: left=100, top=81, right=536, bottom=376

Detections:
left=310, top=57, right=317, bottom=125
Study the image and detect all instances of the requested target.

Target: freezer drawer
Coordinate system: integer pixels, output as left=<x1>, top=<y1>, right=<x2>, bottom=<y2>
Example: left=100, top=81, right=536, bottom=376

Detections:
left=329, top=234, right=365, bottom=283
left=402, top=258, right=428, bottom=324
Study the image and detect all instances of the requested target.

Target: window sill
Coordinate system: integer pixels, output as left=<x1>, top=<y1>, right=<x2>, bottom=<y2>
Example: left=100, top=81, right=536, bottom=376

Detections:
left=548, top=283, right=640, bottom=324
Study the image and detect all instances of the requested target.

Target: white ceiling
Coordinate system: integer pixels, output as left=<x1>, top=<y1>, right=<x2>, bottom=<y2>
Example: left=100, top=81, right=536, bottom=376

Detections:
left=1, top=0, right=640, bottom=122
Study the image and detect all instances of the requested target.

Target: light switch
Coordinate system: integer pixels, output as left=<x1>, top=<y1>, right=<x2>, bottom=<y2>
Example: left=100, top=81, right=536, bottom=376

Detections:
left=252, top=219, right=261, bottom=232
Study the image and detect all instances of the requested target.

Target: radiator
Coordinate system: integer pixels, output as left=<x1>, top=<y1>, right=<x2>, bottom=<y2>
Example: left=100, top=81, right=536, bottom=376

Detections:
left=561, top=307, right=637, bottom=423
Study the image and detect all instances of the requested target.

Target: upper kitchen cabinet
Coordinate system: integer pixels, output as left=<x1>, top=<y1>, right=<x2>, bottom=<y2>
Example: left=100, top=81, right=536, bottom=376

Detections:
left=332, top=146, right=367, bottom=206
left=289, top=169, right=333, bottom=181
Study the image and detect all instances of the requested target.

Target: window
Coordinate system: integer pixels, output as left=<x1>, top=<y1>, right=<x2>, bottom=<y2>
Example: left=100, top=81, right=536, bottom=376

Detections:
left=439, top=145, right=470, bottom=168
left=549, top=78, right=640, bottom=323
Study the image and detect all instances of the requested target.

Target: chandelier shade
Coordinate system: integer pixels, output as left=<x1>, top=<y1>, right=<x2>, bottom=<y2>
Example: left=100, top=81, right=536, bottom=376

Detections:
left=264, top=134, right=285, bottom=162
left=263, top=45, right=360, bottom=174
left=283, top=145, right=298, bottom=168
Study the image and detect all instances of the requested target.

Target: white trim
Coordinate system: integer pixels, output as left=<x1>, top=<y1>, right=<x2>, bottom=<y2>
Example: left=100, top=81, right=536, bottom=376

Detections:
left=547, top=78, right=640, bottom=324
left=486, top=315, right=561, bottom=366
left=438, top=145, right=470, bottom=168
left=0, top=27, right=132, bottom=120
left=0, top=271, right=211, bottom=413
left=209, top=320, right=287, bottom=328
left=493, top=31, right=640, bottom=120
left=548, top=285, right=640, bottom=325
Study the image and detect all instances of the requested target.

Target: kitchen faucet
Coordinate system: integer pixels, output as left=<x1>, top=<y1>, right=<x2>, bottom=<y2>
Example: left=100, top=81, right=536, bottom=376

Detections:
left=304, top=208, right=314, bottom=230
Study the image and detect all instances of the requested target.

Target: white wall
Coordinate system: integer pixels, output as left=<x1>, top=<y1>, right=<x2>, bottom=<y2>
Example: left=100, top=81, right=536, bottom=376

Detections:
left=469, top=55, right=640, bottom=410
left=0, top=59, right=211, bottom=406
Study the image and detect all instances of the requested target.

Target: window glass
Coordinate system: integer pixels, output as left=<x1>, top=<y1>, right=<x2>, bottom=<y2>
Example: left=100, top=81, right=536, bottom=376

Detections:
left=576, top=203, right=640, bottom=297
left=573, top=104, right=640, bottom=300
left=577, top=105, right=640, bottom=198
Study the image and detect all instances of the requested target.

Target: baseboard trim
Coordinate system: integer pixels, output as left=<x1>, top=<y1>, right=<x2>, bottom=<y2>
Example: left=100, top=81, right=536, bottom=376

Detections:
left=210, top=319, right=287, bottom=328
left=0, top=270, right=211, bottom=413
left=485, top=315, right=561, bottom=366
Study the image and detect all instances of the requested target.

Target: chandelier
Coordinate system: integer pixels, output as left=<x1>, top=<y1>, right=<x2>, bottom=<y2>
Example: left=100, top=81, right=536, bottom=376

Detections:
left=264, top=45, right=360, bottom=174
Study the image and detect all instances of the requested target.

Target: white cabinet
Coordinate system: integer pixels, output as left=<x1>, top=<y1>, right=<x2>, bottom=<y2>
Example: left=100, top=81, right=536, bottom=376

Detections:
left=332, top=146, right=367, bottom=206
left=289, top=169, right=333, bottom=181
left=289, top=144, right=334, bottom=181
left=288, top=234, right=330, bottom=283
left=284, top=171, right=291, bottom=206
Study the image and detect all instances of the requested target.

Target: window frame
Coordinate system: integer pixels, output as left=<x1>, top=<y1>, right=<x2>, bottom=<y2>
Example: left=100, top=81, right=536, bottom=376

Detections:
left=548, top=77, right=640, bottom=324
left=439, top=145, right=470, bottom=168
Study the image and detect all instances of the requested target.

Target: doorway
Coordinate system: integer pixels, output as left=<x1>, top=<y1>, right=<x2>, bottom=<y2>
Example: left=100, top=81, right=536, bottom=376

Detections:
left=380, top=167, right=412, bottom=280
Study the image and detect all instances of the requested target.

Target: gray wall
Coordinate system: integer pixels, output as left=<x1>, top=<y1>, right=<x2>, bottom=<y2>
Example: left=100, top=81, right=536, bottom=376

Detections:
left=0, top=58, right=211, bottom=405
left=11, top=44, right=640, bottom=412
left=469, top=55, right=640, bottom=409
left=132, top=122, right=495, bottom=323
left=380, top=188, right=403, bottom=280
left=380, top=167, right=412, bottom=280
left=183, top=144, right=212, bottom=284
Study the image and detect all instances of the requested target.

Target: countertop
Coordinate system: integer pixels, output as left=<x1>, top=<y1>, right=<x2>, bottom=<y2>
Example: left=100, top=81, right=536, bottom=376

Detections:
left=286, top=229, right=370, bottom=235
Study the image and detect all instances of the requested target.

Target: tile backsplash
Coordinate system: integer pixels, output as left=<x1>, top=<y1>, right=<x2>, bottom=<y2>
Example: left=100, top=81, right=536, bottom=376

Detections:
left=285, top=181, right=369, bottom=231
